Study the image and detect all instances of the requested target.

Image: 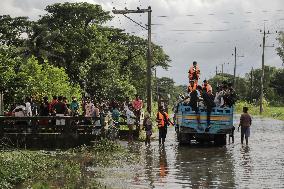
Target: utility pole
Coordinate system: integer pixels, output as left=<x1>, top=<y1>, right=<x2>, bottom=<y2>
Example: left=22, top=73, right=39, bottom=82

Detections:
left=260, top=30, right=265, bottom=114
left=259, top=26, right=276, bottom=114
left=147, top=7, right=152, bottom=114
left=233, top=47, right=237, bottom=87
left=155, top=68, right=159, bottom=103
left=216, top=66, right=218, bottom=76
left=232, top=47, right=244, bottom=88
left=112, top=6, right=152, bottom=114
left=222, top=63, right=224, bottom=75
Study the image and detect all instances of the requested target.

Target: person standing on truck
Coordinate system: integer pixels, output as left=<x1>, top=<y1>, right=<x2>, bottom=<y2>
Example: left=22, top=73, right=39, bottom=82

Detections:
left=188, top=61, right=200, bottom=83
left=200, top=87, right=216, bottom=131
left=202, top=80, right=213, bottom=93
left=238, top=107, right=252, bottom=145
left=156, top=106, right=174, bottom=145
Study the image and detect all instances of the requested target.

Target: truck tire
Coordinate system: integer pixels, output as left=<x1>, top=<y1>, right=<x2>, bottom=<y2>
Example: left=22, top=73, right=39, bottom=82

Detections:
left=214, top=134, right=226, bottom=146
left=178, top=133, right=191, bottom=145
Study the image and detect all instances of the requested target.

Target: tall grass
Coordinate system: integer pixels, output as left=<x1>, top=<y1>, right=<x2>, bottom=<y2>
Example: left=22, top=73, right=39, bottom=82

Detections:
left=235, top=101, right=284, bottom=121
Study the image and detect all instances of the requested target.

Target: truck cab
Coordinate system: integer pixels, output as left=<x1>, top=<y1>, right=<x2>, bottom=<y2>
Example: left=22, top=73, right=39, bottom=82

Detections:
left=174, top=102, right=234, bottom=145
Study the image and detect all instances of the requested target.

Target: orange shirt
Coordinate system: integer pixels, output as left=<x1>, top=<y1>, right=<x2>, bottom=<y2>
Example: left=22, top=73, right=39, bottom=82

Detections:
left=203, top=84, right=212, bottom=92
left=188, top=65, right=200, bottom=80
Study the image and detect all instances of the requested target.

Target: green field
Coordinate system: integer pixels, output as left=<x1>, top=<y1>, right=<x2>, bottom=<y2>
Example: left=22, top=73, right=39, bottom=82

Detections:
left=235, top=101, right=284, bottom=121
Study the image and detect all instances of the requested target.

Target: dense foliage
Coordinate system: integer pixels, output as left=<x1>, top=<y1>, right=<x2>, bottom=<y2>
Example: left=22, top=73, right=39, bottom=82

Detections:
left=0, top=2, right=170, bottom=108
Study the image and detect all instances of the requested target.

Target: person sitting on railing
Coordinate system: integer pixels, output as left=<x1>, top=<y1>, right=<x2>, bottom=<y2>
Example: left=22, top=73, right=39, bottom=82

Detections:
left=25, top=97, right=32, bottom=117
left=70, top=97, right=80, bottom=116
left=49, top=96, right=58, bottom=115
left=93, top=103, right=101, bottom=127
left=39, top=96, right=50, bottom=125
left=84, top=97, right=95, bottom=125
left=39, top=96, right=50, bottom=116
left=53, top=96, right=68, bottom=126
left=12, top=102, right=27, bottom=125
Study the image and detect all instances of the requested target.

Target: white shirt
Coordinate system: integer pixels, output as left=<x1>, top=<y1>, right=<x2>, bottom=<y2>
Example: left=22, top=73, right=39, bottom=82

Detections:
left=126, top=109, right=135, bottom=125
left=214, top=91, right=224, bottom=107
left=13, top=105, right=26, bottom=117
left=85, top=102, right=95, bottom=117
left=25, top=102, right=32, bottom=116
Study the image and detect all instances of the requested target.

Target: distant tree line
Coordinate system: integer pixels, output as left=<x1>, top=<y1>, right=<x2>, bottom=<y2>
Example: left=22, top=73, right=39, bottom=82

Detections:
left=208, top=65, right=284, bottom=106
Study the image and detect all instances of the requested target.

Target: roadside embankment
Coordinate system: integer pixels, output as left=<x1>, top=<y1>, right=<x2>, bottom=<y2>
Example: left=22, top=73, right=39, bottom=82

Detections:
left=0, top=139, right=137, bottom=189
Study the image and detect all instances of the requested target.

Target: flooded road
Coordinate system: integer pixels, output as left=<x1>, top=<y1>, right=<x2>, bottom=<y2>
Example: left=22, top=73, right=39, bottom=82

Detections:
left=99, top=116, right=284, bottom=189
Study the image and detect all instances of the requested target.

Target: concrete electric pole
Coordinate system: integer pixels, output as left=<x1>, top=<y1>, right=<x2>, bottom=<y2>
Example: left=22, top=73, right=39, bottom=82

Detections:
left=112, top=6, right=153, bottom=114
left=233, top=47, right=244, bottom=88
left=259, top=26, right=276, bottom=114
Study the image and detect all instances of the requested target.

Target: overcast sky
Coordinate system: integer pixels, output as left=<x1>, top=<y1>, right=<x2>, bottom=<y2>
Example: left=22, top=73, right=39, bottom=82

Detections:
left=1, top=0, right=283, bottom=85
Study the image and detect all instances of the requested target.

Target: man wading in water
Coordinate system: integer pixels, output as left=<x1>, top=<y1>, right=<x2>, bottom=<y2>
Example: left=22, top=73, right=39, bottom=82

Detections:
left=238, top=107, right=252, bottom=145
left=156, top=106, right=174, bottom=145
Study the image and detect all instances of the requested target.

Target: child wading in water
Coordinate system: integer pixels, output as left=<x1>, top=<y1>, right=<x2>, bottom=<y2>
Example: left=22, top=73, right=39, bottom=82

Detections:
left=238, top=107, right=252, bottom=145
left=143, top=114, right=152, bottom=145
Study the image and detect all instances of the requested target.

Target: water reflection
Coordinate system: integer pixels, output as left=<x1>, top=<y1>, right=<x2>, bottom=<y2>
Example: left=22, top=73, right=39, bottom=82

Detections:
left=174, top=145, right=235, bottom=188
left=158, top=146, right=168, bottom=180
left=145, top=147, right=154, bottom=188
left=104, top=116, right=284, bottom=189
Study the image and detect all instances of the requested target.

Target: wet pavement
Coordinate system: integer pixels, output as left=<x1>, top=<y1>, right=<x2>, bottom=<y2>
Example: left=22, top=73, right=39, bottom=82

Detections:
left=98, top=115, right=284, bottom=189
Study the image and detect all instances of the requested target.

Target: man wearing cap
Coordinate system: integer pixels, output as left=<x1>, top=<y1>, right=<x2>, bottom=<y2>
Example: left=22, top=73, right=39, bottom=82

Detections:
left=188, top=61, right=200, bottom=83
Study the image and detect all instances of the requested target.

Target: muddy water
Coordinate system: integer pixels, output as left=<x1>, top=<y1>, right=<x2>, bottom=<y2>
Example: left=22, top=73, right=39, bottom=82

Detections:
left=98, top=116, right=284, bottom=189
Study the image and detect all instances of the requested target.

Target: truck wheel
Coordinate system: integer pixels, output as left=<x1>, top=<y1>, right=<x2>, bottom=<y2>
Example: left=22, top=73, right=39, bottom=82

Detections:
left=178, top=133, right=191, bottom=145
left=214, top=134, right=226, bottom=146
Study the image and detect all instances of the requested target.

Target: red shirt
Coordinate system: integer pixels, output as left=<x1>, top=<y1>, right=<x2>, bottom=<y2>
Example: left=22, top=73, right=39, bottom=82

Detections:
left=132, top=99, right=143, bottom=110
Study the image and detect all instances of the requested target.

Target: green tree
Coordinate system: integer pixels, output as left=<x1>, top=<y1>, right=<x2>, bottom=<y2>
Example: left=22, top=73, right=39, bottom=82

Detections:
left=153, top=77, right=185, bottom=106
left=0, top=46, right=81, bottom=109
left=17, top=57, right=82, bottom=102
left=0, top=15, right=32, bottom=46
left=270, top=68, right=284, bottom=104
left=36, top=2, right=112, bottom=82
left=276, top=31, right=284, bottom=63
left=0, top=2, right=171, bottom=103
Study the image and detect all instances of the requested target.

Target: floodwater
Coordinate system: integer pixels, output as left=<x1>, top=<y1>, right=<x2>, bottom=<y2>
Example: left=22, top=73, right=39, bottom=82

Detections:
left=98, top=116, right=284, bottom=189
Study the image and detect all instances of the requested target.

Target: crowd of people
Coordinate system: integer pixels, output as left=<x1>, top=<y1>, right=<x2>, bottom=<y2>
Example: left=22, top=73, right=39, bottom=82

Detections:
left=7, top=94, right=144, bottom=128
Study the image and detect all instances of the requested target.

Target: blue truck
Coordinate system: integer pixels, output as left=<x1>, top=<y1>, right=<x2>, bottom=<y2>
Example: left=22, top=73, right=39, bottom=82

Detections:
left=174, top=102, right=234, bottom=145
